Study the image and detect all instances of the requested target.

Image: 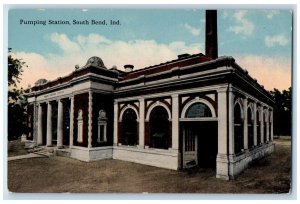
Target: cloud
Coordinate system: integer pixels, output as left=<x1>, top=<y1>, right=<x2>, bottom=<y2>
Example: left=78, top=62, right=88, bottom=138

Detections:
left=222, top=10, right=228, bottom=19
left=265, top=10, right=280, bottom=19
left=184, top=23, right=201, bottom=36
left=265, top=34, right=289, bottom=47
left=13, top=33, right=291, bottom=91
left=228, top=10, right=254, bottom=37
left=50, top=33, right=81, bottom=53
left=235, top=55, right=291, bottom=91
left=11, top=52, right=65, bottom=89
left=14, top=33, right=203, bottom=88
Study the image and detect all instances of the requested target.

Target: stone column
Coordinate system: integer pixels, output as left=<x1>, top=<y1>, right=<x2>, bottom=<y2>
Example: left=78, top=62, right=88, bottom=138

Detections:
left=138, top=98, right=145, bottom=148
left=46, top=102, right=53, bottom=147
left=253, top=103, right=257, bottom=146
left=28, top=112, right=32, bottom=139
left=57, top=99, right=63, bottom=148
left=270, top=110, right=274, bottom=141
left=266, top=110, right=270, bottom=143
left=216, top=87, right=231, bottom=180
left=33, top=103, right=37, bottom=142
left=260, top=107, right=264, bottom=144
left=88, top=91, right=93, bottom=148
left=243, top=97, right=248, bottom=150
left=228, top=90, right=235, bottom=155
left=37, top=103, right=43, bottom=146
left=171, top=94, right=179, bottom=150
left=69, top=97, right=74, bottom=147
left=113, top=102, right=118, bottom=146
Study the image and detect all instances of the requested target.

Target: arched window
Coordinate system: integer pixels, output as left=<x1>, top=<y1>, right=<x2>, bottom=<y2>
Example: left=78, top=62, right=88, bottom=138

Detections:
left=234, top=104, right=244, bottom=154
left=122, top=108, right=138, bottom=146
left=185, top=102, right=212, bottom=118
left=248, top=107, right=254, bottom=148
left=256, top=109, right=261, bottom=144
left=149, top=106, right=169, bottom=149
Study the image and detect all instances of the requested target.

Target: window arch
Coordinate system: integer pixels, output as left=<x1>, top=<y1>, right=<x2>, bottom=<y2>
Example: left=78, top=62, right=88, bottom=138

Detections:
left=122, top=108, right=138, bottom=146
left=146, top=102, right=171, bottom=121
left=185, top=102, right=212, bottom=118
left=149, top=106, right=169, bottom=149
left=119, top=104, right=139, bottom=122
left=234, top=103, right=244, bottom=154
left=181, top=98, right=216, bottom=118
left=247, top=107, right=254, bottom=148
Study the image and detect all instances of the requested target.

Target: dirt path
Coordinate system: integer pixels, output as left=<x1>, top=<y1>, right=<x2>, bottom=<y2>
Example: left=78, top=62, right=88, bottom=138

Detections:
left=7, top=139, right=291, bottom=193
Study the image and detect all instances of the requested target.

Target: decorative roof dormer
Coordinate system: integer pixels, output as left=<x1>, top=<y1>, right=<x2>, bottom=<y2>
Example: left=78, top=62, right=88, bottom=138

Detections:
left=83, top=56, right=106, bottom=69
left=34, top=78, right=48, bottom=86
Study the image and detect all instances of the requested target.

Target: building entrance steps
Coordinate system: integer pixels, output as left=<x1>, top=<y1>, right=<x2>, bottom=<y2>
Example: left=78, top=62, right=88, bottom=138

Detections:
left=55, top=148, right=71, bottom=158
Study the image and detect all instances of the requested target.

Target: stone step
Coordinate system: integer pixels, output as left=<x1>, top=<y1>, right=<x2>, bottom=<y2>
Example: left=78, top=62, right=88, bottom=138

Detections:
left=24, top=141, right=37, bottom=149
left=34, top=150, right=54, bottom=157
left=55, top=149, right=71, bottom=158
left=31, top=147, right=55, bottom=157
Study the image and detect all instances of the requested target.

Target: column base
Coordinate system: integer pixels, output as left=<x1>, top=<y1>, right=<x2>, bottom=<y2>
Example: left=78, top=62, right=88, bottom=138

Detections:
left=57, top=146, right=64, bottom=149
left=216, top=174, right=230, bottom=180
left=216, top=153, right=230, bottom=180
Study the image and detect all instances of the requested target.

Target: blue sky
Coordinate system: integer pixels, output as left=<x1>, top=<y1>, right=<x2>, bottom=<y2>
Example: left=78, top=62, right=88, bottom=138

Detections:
left=8, top=8, right=292, bottom=90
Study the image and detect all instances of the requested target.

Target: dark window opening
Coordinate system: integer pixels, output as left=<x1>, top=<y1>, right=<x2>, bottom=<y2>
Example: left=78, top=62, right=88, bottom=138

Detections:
left=248, top=108, right=254, bottom=148
left=256, top=110, right=261, bottom=144
left=122, top=108, right=138, bottom=146
left=234, top=104, right=244, bottom=154
left=150, top=106, right=169, bottom=149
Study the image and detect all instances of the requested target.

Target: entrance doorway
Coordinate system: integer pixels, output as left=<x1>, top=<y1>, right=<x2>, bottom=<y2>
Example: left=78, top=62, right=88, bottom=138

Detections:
left=182, top=121, right=218, bottom=169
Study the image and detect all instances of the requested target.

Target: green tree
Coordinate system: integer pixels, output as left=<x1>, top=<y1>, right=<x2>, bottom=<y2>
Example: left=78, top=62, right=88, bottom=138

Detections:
left=8, top=48, right=28, bottom=140
left=270, top=87, right=292, bottom=136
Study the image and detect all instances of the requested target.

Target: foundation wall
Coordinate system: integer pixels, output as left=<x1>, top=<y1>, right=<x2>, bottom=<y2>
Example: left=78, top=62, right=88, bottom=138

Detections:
left=113, top=146, right=180, bottom=170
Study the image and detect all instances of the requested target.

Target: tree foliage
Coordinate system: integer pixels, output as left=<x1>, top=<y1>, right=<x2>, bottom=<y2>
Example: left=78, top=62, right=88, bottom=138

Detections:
left=8, top=48, right=28, bottom=140
left=270, top=87, right=292, bottom=136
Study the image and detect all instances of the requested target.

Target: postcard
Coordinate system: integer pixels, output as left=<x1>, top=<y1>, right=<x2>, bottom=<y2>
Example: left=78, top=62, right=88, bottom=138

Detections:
left=6, top=6, right=292, bottom=196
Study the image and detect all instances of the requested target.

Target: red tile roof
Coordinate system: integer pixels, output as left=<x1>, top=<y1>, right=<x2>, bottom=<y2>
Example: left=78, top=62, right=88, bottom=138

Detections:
left=120, top=53, right=211, bottom=81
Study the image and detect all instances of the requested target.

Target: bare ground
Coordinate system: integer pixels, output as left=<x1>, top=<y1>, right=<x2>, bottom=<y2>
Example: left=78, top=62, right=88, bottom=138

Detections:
left=8, top=139, right=28, bottom=157
left=7, top=139, right=291, bottom=193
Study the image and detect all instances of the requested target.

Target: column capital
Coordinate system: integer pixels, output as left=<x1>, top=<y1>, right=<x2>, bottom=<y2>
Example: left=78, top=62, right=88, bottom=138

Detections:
left=36, top=102, right=43, bottom=106
left=171, top=94, right=179, bottom=98
left=57, top=98, right=69, bottom=103
left=217, top=87, right=228, bottom=93
left=138, top=98, right=145, bottom=102
left=46, top=100, right=55, bottom=105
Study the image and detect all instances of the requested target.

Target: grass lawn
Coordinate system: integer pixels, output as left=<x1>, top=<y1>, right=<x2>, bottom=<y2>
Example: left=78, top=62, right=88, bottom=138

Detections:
left=7, top=139, right=291, bottom=193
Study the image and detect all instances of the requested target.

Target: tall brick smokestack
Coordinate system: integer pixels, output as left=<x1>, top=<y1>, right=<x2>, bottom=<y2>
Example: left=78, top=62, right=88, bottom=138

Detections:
left=205, top=10, right=218, bottom=59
